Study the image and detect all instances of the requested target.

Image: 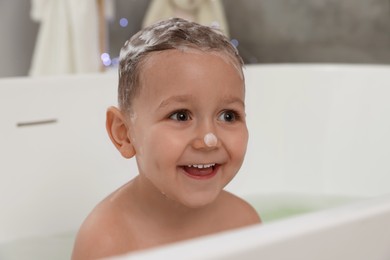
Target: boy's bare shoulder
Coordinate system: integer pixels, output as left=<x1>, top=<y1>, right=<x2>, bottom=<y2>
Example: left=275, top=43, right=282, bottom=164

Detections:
left=72, top=188, right=136, bottom=259
left=218, top=190, right=262, bottom=226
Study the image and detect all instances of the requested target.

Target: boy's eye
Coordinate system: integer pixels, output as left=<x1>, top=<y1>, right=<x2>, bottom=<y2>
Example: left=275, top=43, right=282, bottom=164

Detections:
left=169, top=110, right=191, bottom=121
left=218, top=110, right=239, bottom=122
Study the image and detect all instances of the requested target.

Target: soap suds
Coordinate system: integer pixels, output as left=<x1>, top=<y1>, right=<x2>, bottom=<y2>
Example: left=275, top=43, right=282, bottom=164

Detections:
left=204, top=133, right=218, bottom=147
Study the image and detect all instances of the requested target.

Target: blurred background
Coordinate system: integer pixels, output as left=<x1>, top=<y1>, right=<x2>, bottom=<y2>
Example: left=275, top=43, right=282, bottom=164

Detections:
left=1, top=0, right=389, bottom=78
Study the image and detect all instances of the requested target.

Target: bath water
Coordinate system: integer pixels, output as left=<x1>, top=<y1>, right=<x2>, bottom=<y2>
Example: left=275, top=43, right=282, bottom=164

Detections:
left=0, top=232, right=75, bottom=260
left=244, top=193, right=358, bottom=223
left=0, top=194, right=357, bottom=260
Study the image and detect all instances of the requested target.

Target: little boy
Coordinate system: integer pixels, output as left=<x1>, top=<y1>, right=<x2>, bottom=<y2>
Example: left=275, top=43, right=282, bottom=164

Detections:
left=72, top=18, right=260, bottom=260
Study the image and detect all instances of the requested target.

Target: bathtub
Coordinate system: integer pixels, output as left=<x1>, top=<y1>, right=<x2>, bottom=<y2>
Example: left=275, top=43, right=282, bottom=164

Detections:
left=1, top=64, right=389, bottom=259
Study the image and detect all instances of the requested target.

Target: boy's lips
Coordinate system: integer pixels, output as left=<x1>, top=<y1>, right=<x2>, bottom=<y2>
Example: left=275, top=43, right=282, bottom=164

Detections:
left=180, top=164, right=220, bottom=180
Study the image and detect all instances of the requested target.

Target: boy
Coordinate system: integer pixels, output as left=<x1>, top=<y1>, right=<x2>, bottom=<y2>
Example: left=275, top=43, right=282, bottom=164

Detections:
left=72, top=18, right=260, bottom=260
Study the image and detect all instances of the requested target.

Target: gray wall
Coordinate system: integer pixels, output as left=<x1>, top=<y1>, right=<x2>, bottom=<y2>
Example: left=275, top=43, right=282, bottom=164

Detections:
left=0, top=1, right=39, bottom=77
left=109, top=0, right=390, bottom=64
left=223, top=0, right=390, bottom=63
left=1, top=0, right=389, bottom=77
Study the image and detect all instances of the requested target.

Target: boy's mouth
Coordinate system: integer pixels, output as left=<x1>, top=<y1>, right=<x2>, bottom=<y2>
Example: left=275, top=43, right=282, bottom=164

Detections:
left=181, top=163, right=219, bottom=179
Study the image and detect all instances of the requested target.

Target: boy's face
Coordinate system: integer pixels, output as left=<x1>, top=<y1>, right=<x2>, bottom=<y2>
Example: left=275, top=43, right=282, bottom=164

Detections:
left=128, top=49, right=248, bottom=208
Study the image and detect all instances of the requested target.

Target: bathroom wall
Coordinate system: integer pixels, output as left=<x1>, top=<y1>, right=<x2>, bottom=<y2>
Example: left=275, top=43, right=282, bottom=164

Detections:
left=223, top=0, right=390, bottom=64
left=110, top=0, right=390, bottom=64
left=1, top=0, right=389, bottom=77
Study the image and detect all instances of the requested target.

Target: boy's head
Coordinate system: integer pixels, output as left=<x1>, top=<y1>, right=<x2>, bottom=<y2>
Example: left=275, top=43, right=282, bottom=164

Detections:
left=108, top=18, right=248, bottom=208
left=118, top=18, right=244, bottom=114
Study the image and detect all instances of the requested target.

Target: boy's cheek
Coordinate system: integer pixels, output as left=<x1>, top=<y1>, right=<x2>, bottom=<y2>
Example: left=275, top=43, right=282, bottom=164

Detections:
left=152, top=127, right=191, bottom=147
left=222, top=127, right=248, bottom=148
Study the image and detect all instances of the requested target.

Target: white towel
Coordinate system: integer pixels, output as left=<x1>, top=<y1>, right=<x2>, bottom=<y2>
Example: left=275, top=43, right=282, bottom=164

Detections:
left=29, top=0, right=101, bottom=76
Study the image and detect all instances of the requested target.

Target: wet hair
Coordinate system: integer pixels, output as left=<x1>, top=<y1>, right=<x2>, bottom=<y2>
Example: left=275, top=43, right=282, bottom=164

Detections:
left=118, top=17, right=244, bottom=114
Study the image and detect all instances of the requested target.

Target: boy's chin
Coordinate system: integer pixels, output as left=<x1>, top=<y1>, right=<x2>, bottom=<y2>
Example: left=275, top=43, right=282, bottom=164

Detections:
left=176, top=191, right=221, bottom=209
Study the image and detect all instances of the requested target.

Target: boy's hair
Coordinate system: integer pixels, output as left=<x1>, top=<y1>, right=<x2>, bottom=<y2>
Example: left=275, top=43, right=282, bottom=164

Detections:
left=118, top=18, right=244, bottom=114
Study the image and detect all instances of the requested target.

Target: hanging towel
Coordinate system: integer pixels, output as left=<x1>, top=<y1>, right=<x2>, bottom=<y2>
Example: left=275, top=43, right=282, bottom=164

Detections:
left=29, top=0, right=101, bottom=76
left=142, top=0, right=229, bottom=36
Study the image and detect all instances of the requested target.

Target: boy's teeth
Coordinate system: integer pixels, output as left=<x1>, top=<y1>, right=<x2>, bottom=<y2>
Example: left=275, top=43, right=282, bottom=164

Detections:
left=187, top=164, right=215, bottom=169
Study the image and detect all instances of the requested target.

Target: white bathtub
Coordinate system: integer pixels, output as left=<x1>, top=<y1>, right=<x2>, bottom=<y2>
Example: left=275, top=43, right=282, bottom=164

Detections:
left=1, top=64, right=389, bottom=259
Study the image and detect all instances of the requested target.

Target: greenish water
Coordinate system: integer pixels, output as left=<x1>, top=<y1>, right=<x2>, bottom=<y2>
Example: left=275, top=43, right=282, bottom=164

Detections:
left=0, top=232, right=75, bottom=260
left=260, top=205, right=316, bottom=222
left=0, top=193, right=358, bottom=259
left=245, top=193, right=358, bottom=223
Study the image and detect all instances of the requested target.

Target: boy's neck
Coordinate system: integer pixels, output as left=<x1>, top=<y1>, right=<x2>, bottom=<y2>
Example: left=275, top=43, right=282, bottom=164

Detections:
left=129, top=175, right=216, bottom=226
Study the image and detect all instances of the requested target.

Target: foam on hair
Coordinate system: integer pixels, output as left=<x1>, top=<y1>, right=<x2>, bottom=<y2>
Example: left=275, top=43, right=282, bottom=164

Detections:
left=118, top=18, right=244, bottom=114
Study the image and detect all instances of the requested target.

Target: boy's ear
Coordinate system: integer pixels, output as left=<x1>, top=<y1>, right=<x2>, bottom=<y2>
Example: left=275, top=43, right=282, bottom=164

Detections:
left=106, top=106, right=136, bottom=159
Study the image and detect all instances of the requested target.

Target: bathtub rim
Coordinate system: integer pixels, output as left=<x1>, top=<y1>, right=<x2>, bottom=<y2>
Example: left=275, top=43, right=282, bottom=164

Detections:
left=109, top=194, right=390, bottom=260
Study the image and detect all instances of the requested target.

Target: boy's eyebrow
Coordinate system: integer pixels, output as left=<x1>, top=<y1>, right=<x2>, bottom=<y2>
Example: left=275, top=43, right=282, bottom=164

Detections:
left=158, top=95, right=194, bottom=109
left=222, top=96, right=245, bottom=108
left=157, top=95, right=245, bottom=109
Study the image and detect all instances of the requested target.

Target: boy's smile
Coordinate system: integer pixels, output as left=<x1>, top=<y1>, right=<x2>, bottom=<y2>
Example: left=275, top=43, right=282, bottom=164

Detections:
left=181, top=164, right=219, bottom=180
left=126, top=49, right=248, bottom=208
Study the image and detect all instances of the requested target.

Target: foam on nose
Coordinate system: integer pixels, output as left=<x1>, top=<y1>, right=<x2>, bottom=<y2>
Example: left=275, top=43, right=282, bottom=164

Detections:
left=204, top=133, right=218, bottom=147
